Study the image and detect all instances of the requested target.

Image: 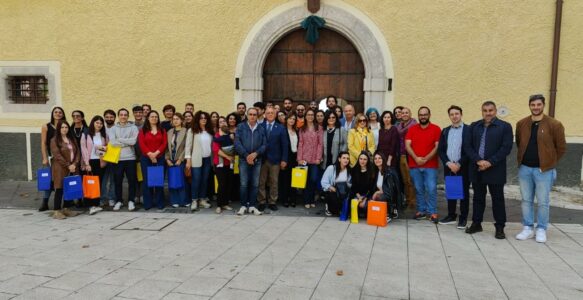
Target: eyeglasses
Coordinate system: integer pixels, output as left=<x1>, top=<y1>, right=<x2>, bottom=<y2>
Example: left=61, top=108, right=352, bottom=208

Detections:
left=72, top=114, right=82, bottom=118
left=358, top=119, right=367, bottom=123
left=248, top=113, right=257, bottom=116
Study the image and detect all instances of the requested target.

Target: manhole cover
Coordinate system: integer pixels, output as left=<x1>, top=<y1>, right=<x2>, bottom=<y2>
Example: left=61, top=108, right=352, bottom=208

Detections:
left=111, top=217, right=177, bottom=231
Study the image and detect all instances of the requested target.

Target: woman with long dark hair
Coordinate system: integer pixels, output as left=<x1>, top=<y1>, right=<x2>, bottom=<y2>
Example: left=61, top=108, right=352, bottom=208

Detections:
left=279, top=113, right=299, bottom=207
left=39, top=106, right=66, bottom=211
left=213, top=117, right=235, bottom=214
left=80, top=116, right=108, bottom=215
left=71, top=110, right=89, bottom=148
left=322, top=110, right=347, bottom=169
left=297, top=109, right=323, bottom=208
left=138, top=110, right=168, bottom=210
left=377, top=111, right=400, bottom=169
left=165, top=113, right=187, bottom=207
left=183, top=111, right=194, bottom=129
left=226, top=112, right=240, bottom=203
left=315, top=110, right=326, bottom=128
left=351, top=151, right=375, bottom=217
left=321, top=151, right=351, bottom=216
left=185, top=111, right=214, bottom=210
left=370, top=151, right=398, bottom=221
left=50, top=120, right=81, bottom=218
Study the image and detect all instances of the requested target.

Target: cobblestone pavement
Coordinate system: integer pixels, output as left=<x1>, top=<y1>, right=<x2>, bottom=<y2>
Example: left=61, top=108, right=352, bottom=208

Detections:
left=0, top=209, right=582, bottom=300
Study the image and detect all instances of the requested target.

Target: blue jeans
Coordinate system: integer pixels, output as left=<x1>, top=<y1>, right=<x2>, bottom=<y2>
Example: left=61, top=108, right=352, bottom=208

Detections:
left=409, top=168, right=438, bottom=214
left=191, top=157, right=211, bottom=201
left=101, top=163, right=116, bottom=203
left=519, top=165, right=556, bottom=230
left=169, top=161, right=187, bottom=206
left=141, top=157, right=165, bottom=210
left=239, top=159, right=262, bottom=207
left=303, top=164, right=320, bottom=205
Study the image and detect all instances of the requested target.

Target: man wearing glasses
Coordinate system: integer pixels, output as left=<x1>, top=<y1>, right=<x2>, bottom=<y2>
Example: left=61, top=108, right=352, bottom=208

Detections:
left=405, top=106, right=441, bottom=223
left=295, top=104, right=306, bottom=129
left=235, top=108, right=267, bottom=216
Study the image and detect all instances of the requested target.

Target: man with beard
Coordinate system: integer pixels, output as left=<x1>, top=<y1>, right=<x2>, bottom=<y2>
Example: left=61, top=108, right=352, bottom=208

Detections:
left=405, top=106, right=441, bottom=223
left=393, top=106, right=404, bottom=124
left=309, top=100, right=318, bottom=112
left=102, top=109, right=117, bottom=207
left=237, top=102, right=247, bottom=122
left=326, top=95, right=338, bottom=111
left=283, top=97, right=294, bottom=116
left=464, top=101, right=513, bottom=239
left=397, top=107, right=417, bottom=207
left=515, top=94, right=565, bottom=243
left=295, top=103, right=306, bottom=129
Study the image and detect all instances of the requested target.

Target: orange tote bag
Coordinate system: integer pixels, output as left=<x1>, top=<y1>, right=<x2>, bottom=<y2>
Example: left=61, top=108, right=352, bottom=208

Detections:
left=367, top=201, right=387, bottom=227
left=83, top=174, right=101, bottom=199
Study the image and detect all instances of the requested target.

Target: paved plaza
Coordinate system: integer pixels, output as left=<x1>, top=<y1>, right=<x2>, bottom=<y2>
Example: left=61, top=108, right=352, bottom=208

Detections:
left=0, top=208, right=582, bottom=300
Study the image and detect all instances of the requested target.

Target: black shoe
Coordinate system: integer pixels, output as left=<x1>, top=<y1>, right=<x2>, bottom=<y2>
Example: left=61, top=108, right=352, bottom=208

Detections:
left=268, top=204, right=278, bottom=211
left=283, top=202, right=289, bottom=208
left=413, top=212, right=426, bottom=220
left=290, top=202, right=296, bottom=208
left=495, top=227, right=506, bottom=239
left=465, top=223, right=483, bottom=234
left=439, top=215, right=457, bottom=225
left=257, top=204, right=266, bottom=212
left=457, top=218, right=467, bottom=229
left=38, top=204, right=49, bottom=212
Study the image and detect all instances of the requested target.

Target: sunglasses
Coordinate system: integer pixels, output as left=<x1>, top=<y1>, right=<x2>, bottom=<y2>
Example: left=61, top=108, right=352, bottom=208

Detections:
left=358, top=119, right=367, bottom=123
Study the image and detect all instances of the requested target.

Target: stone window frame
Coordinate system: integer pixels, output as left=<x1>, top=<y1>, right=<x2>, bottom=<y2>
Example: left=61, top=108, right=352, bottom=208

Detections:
left=0, top=61, right=61, bottom=115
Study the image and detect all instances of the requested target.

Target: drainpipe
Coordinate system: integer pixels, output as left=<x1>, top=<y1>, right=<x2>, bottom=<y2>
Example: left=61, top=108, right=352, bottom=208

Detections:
left=549, top=0, right=563, bottom=117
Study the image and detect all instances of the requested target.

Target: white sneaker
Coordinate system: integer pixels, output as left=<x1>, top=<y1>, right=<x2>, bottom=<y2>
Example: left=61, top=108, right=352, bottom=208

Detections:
left=215, top=207, right=222, bottom=214
left=113, top=202, right=122, bottom=211
left=89, top=206, right=102, bottom=215
left=222, top=205, right=233, bottom=211
left=516, top=226, right=534, bottom=240
left=128, top=201, right=135, bottom=211
left=248, top=207, right=262, bottom=216
left=172, top=204, right=179, bottom=208
left=190, top=200, right=198, bottom=211
left=109, top=200, right=115, bottom=207
left=199, top=199, right=211, bottom=208
left=535, top=228, right=547, bottom=243
left=237, top=206, right=247, bottom=216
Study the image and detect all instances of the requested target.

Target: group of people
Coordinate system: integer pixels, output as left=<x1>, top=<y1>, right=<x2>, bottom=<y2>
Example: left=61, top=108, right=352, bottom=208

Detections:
left=39, top=94, right=566, bottom=242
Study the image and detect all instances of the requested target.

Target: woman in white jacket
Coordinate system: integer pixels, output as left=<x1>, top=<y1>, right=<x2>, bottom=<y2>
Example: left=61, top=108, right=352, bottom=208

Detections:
left=321, top=151, right=351, bottom=216
left=185, top=111, right=214, bottom=211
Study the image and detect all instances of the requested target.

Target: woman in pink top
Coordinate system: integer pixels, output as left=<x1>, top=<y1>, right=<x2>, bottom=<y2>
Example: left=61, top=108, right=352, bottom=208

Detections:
left=297, top=109, right=323, bottom=208
left=80, top=116, right=108, bottom=214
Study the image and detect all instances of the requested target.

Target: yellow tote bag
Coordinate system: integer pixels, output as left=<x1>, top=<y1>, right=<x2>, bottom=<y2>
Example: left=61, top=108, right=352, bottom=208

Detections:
left=291, top=167, right=308, bottom=189
left=103, top=145, right=121, bottom=164
left=233, top=155, right=240, bottom=174
left=350, top=199, right=359, bottom=224
left=136, top=162, right=143, bottom=182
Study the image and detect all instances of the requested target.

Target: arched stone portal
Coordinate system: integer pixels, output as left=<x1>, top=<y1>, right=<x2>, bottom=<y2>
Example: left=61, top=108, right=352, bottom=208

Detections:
left=235, top=0, right=394, bottom=111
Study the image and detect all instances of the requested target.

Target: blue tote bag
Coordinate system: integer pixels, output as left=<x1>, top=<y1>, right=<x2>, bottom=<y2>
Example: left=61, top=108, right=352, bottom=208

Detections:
left=63, top=175, right=83, bottom=201
left=147, top=165, right=165, bottom=187
left=339, top=197, right=350, bottom=221
left=168, top=166, right=184, bottom=189
left=37, top=168, right=52, bottom=191
left=445, top=175, right=464, bottom=200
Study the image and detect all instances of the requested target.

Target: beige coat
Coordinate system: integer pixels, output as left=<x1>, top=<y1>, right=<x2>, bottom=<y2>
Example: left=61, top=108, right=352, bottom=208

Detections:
left=165, top=128, right=187, bottom=162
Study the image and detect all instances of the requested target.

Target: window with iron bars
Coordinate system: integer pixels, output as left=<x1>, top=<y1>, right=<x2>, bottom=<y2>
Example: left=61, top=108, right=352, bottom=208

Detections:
left=6, top=76, right=49, bottom=104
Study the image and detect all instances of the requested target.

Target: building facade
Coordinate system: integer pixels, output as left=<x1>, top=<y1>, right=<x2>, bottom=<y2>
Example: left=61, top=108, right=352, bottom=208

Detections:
left=1, top=0, right=582, bottom=186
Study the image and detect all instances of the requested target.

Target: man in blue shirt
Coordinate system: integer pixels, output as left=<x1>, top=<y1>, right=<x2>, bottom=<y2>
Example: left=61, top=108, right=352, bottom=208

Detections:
left=438, top=105, right=470, bottom=229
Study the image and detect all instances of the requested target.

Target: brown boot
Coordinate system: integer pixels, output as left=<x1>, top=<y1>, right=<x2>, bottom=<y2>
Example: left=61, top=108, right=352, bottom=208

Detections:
left=61, top=208, right=79, bottom=217
left=52, top=210, right=66, bottom=220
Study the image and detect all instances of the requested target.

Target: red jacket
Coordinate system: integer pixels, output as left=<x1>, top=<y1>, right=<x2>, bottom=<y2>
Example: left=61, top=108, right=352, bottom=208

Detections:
left=138, top=129, right=167, bottom=158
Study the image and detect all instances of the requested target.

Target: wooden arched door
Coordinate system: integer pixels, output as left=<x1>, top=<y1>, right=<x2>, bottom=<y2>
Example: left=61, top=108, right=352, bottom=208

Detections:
left=263, top=28, right=365, bottom=112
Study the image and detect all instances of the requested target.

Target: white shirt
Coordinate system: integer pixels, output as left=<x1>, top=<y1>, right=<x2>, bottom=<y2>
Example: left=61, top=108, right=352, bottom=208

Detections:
left=376, top=171, right=383, bottom=191
left=288, top=129, right=298, bottom=153
left=200, top=131, right=212, bottom=158
left=91, top=132, right=103, bottom=160
left=336, top=169, right=348, bottom=183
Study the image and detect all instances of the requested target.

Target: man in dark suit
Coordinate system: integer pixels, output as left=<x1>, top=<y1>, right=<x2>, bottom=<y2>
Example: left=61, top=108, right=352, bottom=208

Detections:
left=438, top=105, right=471, bottom=229
left=463, top=101, right=513, bottom=239
left=258, top=106, right=289, bottom=211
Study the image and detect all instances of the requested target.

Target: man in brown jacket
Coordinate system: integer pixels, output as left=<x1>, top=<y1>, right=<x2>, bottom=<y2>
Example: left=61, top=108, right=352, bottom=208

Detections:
left=515, top=94, right=566, bottom=243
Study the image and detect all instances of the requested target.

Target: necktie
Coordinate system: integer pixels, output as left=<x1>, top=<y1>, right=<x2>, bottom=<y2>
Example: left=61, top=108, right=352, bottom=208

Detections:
left=478, top=126, right=487, bottom=159
left=268, top=123, right=272, bottom=138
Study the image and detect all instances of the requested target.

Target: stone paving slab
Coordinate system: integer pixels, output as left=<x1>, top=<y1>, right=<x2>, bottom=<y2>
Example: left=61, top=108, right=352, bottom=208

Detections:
left=0, top=209, right=582, bottom=299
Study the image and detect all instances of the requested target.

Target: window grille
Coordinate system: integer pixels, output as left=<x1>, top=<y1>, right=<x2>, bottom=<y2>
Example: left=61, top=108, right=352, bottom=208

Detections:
left=7, top=76, right=49, bottom=104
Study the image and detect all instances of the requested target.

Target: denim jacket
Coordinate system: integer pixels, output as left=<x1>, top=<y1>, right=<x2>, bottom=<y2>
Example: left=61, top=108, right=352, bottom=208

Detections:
left=234, top=122, right=267, bottom=158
